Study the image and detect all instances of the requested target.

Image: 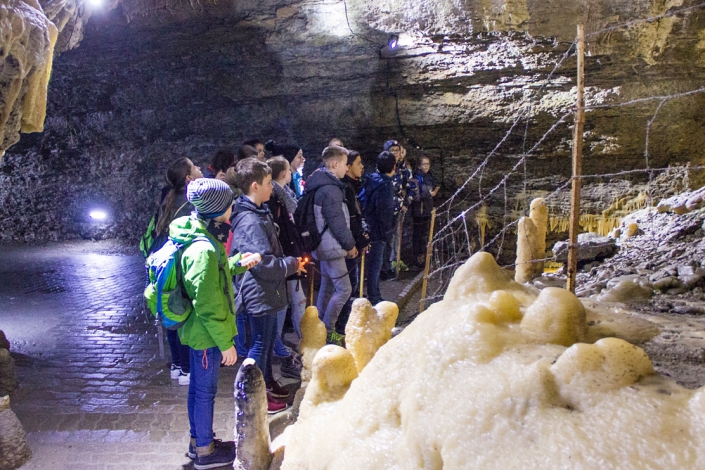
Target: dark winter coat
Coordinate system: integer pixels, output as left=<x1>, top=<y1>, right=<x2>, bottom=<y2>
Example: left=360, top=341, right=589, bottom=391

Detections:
left=362, top=172, right=395, bottom=242
left=229, top=195, right=299, bottom=317
left=410, top=171, right=435, bottom=219
left=304, top=169, right=356, bottom=261
left=341, top=175, right=369, bottom=251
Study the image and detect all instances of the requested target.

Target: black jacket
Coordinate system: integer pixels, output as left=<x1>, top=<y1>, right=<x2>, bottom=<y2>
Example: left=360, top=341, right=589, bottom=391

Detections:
left=229, top=195, right=299, bottom=317
left=341, top=175, right=369, bottom=251
left=410, top=171, right=435, bottom=219
left=362, top=172, right=395, bottom=242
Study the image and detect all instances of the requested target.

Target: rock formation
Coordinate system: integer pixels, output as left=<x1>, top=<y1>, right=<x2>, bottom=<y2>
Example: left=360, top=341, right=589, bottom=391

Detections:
left=0, top=396, right=32, bottom=470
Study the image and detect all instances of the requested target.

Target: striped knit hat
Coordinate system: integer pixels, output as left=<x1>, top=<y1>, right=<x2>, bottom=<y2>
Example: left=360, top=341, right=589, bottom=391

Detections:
left=186, top=178, right=233, bottom=219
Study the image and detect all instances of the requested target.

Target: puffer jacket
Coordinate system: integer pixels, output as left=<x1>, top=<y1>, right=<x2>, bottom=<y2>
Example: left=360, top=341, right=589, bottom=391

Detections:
left=170, top=215, right=247, bottom=352
left=362, top=172, right=395, bottom=242
left=229, top=195, right=299, bottom=317
left=304, top=169, right=355, bottom=261
left=410, top=171, right=435, bottom=219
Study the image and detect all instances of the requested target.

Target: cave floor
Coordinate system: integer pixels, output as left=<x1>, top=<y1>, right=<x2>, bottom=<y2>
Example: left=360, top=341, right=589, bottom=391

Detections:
left=0, top=241, right=414, bottom=470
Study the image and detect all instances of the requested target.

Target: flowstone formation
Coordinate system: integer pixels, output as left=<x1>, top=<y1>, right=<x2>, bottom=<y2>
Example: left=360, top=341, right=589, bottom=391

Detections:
left=282, top=252, right=705, bottom=469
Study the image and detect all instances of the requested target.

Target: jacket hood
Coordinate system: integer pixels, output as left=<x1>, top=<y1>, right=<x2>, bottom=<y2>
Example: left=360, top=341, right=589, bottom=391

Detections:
left=304, top=168, right=346, bottom=193
left=169, top=215, right=211, bottom=244
left=366, top=172, right=392, bottom=192
left=231, top=195, right=270, bottom=224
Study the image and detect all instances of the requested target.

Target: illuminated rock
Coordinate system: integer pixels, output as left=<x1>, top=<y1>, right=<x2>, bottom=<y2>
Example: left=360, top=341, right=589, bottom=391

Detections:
left=345, top=299, right=398, bottom=373
left=234, top=358, right=272, bottom=470
left=282, top=251, right=705, bottom=469
left=515, top=215, right=539, bottom=283
left=298, top=306, right=326, bottom=384
left=0, top=396, right=31, bottom=470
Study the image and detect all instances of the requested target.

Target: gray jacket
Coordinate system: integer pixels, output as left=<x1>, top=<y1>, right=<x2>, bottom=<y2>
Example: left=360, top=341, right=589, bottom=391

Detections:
left=229, top=195, right=299, bottom=317
left=304, top=169, right=355, bottom=261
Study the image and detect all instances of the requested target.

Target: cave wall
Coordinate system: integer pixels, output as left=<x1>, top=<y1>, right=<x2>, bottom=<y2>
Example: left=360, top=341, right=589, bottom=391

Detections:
left=1, top=0, right=704, bottom=241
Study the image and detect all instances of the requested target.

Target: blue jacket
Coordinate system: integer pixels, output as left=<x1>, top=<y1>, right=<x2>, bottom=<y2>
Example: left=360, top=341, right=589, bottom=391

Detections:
left=362, top=172, right=395, bottom=242
left=229, top=195, right=299, bottom=317
left=305, top=169, right=356, bottom=261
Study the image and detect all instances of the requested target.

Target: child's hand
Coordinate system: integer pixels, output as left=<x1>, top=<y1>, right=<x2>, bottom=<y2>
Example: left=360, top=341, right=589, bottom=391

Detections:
left=431, top=187, right=440, bottom=197
left=297, top=257, right=308, bottom=275
left=346, top=247, right=359, bottom=259
left=239, top=252, right=261, bottom=269
left=221, top=346, right=238, bottom=366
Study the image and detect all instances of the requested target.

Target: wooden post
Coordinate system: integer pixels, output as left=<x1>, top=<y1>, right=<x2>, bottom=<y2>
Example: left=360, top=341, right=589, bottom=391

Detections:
left=418, top=208, right=437, bottom=313
left=309, top=265, right=315, bottom=306
left=395, top=212, right=406, bottom=279
left=567, top=24, right=585, bottom=293
left=359, top=251, right=365, bottom=298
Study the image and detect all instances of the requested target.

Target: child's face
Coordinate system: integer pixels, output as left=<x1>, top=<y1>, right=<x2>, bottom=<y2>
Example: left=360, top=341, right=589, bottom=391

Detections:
left=291, top=150, right=305, bottom=171
left=187, top=159, right=204, bottom=181
left=255, top=144, right=265, bottom=162
left=329, top=157, right=348, bottom=179
left=418, top=158, right=430, bottom=174
left=281, top=161, right=292, bottom=185
left=258, top=174, right=273, bottom=202
left=347, top=156, right=364, bottom=179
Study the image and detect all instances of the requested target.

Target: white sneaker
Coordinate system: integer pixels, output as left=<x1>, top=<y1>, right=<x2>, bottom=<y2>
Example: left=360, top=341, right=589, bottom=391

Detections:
left=170, top=364, right=182, bottom=379
left=178, top=372, right=190, bottom=386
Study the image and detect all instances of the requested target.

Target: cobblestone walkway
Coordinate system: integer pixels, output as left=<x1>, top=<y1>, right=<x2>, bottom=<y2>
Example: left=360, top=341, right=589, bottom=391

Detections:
left=1, top=241, right=413, bottom=469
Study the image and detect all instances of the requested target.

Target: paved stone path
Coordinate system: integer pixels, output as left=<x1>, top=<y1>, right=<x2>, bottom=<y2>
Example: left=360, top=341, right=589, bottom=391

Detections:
left=1, top=241, right=413, bottom=469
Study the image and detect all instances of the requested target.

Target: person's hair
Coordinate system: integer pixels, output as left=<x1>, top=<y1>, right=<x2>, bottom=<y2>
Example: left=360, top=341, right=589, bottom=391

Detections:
left=210, top=149, right=236, bottom=174
left=243, top=139, right=263, bottom=148
left=237, top=145, right=258, bottom=161
left=265, top=140, right=301, bottom=163
left=156, top=157, right=192, bottom=234
left=235, top=157, right=272, bottom=194
left=267, top=156, right=290, bottom=181
left=346, top=150, right=361, bottom=167
left=321, top=145, right=348, bottom=165
left=329, top=137, right=343, bottom=147
left=377, top=151, right=396, bottom=174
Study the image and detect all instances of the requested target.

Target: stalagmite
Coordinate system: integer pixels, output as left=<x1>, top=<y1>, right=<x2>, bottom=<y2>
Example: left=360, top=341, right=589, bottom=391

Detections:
left=529, top=197, right=548, bottom=274
left=234, top=358, right=272, bottom=470
left=282, top=251, right=705, bottom=469
left=345, top=299, right=399, bottom=373
left=298, top=306, right=326, bottom=384
left=515, top=215, right=539, bottom=283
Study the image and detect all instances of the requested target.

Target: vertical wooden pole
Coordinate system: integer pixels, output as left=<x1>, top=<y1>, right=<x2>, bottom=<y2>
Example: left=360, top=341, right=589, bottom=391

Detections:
left=567, top=24, right=585, bottom=293
left=395, top=212, right=406, bottom=279
left=309, top=266, right=315, bottom=306
left=418, top=208, right=437, bottom=313
left=359, top=251, right=365, bottom=298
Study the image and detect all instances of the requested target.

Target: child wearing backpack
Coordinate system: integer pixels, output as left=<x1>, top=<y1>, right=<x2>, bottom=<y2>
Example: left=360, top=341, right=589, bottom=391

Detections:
left=410, top=155, right=439, bottom=268
left=304, top=146, right=357, bottom=345
left=229, top=158, right=305, bottom=414
left=170, top=178, right=259, bottom=469
left=362, top=151, right=397, bottom=305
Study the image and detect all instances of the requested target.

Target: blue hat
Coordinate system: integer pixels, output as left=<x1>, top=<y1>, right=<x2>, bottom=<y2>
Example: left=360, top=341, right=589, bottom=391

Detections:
left=187, top=178, right=233, bottom=219
left=383, top=140, right=400, bottom=151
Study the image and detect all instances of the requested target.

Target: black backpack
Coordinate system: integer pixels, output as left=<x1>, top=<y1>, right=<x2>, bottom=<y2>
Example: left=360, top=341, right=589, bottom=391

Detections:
left=267, top=193, right=305, bottom=258
left=294, top=188, right=328, bottom=253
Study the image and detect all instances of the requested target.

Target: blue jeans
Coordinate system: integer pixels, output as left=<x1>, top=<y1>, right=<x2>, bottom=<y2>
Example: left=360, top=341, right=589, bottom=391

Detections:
left=316, top=257, right=352, bottom=332
left=167, top=329, right=190, bottom=373
left=367, top=241, right=386, bottom=305
left=247, top=314, right=278, bottom=384
left=274, top=307, right=289, bottom=358
left=188, top=346, right=222, bottom=448
left=235, top=311, right=250, bottom=357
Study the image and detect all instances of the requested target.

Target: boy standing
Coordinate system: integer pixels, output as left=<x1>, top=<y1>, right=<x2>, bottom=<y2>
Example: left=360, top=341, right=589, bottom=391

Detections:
left=305, top=146, right=357, bottom=345
left=172, top=178, right=258, bottom=469
left=229, top=158, right=304, bottom=413
left=382, top=139, right=412, bottom=278
left=410, top=155, right=439, bottom=268
left=362, top=151, right=397, bottom=305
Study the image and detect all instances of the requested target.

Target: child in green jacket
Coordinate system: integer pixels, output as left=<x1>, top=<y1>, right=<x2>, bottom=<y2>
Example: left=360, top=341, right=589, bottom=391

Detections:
left=171, top=178, right=259, bottom=469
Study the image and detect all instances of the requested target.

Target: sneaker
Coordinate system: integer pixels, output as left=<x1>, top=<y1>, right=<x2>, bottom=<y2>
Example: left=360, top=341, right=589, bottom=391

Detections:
left=392, top=260, right=410, bottom=272
left=193, top=440, right=236, bottom=470
left=187, top=435, right=227, bottom=460
left=170, top=364, right=181, bottom=379
left=178, top=371, right=190, bottom=386
left=379, top=270, right=396, bottom=281
left=279, top=355, right=302, bottom=380
left=267, top=394, right=289, bottom=415
left=326, top=331, right=346, bottom=347
left=266, top=380, right=290, bottom=398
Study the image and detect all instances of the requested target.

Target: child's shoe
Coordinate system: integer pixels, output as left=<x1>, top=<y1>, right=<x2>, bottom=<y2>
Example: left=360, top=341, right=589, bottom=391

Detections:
left=279, top=355, right=302, bottom=379
left=193, top=440, right=236, bottom=470
left=170, top=364, right=182, bottom=379
left=266, top=380, right=290, bottom=398
left=178, top=371, right=190, bottom=386
left=326, top=331, right=346, bottom=347
left=267, top=394, right=290, bottom=415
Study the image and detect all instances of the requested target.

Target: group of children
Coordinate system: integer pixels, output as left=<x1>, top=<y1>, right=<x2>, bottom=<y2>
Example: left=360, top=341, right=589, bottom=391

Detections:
left=145, top=138, right=437, bottom=469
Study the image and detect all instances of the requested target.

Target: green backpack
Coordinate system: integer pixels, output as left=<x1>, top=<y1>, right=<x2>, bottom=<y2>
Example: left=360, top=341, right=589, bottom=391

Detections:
left=144, top=236, right=220, bottom=330
left=139, top=214, right=158, bottom=258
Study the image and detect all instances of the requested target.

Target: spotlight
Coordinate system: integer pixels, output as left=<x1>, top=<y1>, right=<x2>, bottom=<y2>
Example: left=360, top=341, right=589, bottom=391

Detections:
left=388, top=34, right=399, bottom=50
left=89, top=210, right=108, bottom=221
left=87, top=0, right=103, bottom=6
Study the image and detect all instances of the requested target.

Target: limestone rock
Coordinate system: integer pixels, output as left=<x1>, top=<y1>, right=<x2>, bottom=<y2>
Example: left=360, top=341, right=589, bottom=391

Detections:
left=0, top=331, right=9, bottom=351
left=553, top=233, right=618, bottom=263
left=0, top=396, right=32, bottom=470
left=345, top=299, right=398, bottom=373
left=0, top=348, right=18, bottom=397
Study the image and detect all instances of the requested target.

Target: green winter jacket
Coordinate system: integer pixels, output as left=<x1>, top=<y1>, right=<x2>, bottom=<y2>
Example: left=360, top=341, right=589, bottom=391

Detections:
left=170, top=215, right=247, bottom=352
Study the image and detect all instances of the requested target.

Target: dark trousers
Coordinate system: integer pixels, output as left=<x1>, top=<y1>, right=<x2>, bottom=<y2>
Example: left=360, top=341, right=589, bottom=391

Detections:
left=247, top=314, right=277, bottom=384
left=167, top=329, right=190, bottom=373
left=412, top=217, right=431, bottom=265
left=188, top=346, right=222, bottom=447
left=367, top=240, right=387, bottom=305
